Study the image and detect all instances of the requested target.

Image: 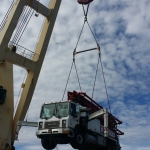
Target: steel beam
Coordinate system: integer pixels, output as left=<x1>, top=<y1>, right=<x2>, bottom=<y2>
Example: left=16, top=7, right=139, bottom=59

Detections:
left=18, top=121, right=38, bottom=127
left=88, top=108, right=108, bottom=138
left=88, top=108, right=107, bottom=121
left=104, top=109, right=108, bottom=137
left=4, top=48, right=37, bottom=71
left=0, top=0, right=62, bottom=149
left=0, top=0, right=27, bottom=60
left=12, top=0, right=62, bottom=144
left=27, top=0, right=51, bottom=18
left=0, top=62, right=13, bottom=150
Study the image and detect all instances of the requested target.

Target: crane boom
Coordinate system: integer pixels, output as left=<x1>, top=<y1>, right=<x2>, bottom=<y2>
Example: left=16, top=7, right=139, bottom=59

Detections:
left=0, top=0, right=62, bottom=149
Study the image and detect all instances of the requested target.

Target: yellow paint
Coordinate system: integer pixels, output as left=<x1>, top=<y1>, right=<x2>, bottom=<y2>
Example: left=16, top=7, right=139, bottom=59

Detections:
left=0, top=0, right=62, bottom=149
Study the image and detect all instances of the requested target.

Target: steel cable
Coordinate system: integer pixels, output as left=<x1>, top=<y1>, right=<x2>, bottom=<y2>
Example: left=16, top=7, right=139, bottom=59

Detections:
left=82, top=3, right=90, bottom=17
left=62, top=1, right=111, bottom=114
left=81, top=3, right=112, bottom=113
left=12, top=6, right=27, bottom=44
left=92, top=54, right=100, bottom=99
left=13, top=6, right=32, bottom=44
left=16, top=9, right=34, bottom=45
left=62, top=61, right=74, bottom=101
left=99, top=55, right=111, bottom=113
left=87, top=20, right=98, bottom=44
left=75, top=21, right=86, bottom=50
left=0, top=0, right=15, bottom=32
left=16, top=7, right=33, bottom=44
left=74, top=61, right=82, bottom=92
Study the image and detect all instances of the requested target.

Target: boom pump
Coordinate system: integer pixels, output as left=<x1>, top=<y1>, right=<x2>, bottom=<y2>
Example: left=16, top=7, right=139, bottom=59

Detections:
left=36, top=91, right=124, bottom=150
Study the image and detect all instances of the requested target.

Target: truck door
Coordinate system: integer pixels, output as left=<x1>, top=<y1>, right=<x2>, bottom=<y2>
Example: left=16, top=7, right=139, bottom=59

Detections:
left=69, top=102, right=79, bottom=128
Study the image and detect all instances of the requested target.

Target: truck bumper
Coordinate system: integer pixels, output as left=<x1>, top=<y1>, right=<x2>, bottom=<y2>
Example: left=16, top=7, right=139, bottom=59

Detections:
left=36, top=128, right=74, bottom=138
left=36, top=128, right=74, bottom=144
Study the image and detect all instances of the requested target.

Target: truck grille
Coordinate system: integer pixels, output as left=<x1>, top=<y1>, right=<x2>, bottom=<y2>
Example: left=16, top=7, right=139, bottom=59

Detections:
left=44, top=121, right=60, bottom=129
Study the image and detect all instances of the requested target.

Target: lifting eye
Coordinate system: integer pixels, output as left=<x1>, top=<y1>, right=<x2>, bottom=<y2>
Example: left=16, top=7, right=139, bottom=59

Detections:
left=0, top=86, right=7, bottom=105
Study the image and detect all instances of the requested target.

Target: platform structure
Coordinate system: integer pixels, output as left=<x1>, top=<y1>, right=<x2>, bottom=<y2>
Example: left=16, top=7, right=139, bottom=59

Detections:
left=0, top=0, right=62, bottom=149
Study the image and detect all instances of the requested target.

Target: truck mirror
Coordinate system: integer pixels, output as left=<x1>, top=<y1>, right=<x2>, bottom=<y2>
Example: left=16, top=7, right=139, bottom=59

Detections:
left=76, top=106, right=80, bottom=113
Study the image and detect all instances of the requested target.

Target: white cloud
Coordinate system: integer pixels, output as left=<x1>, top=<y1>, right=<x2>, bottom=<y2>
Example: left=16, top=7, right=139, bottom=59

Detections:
left=0, top=0, right=150, bottom=150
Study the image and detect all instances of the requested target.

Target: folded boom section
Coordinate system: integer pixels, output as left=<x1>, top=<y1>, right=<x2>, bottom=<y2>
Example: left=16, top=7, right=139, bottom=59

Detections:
left=68, top=91, right=124, bottom=135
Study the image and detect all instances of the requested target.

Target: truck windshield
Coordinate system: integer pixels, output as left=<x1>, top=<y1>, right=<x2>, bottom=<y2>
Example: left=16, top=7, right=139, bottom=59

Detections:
left=40, top=102, right=69, bottom=119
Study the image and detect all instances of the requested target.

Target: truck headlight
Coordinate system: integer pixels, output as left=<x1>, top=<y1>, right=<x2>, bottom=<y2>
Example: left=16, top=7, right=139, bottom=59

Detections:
left=38, top=122, right=43, bottom=129
left=62, top=120, right=66, bottom=127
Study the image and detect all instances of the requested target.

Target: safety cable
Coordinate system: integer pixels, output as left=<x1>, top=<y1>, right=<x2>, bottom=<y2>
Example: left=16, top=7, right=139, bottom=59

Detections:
left=99, top=55, right=111, bottom=113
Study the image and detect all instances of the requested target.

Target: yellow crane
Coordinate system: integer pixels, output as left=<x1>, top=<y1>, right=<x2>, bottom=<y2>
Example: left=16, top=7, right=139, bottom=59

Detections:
left=0, top=0, right=62, bottom=149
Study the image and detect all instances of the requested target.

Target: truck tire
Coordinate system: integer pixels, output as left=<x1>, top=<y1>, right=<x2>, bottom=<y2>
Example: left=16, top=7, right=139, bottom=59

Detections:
left=41, top=139, right=56, bottom=150
left=70, top=139, right=78, bottom=149
left=11, top=146, right=15, bottom=150
left=105, top=139, right=118, bottom=150
left=74, top=130, right=85, bottom=149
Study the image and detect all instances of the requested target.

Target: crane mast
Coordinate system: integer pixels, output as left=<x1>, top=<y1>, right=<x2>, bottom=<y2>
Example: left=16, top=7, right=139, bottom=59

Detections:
left=0, top=0, right=62, bottom=149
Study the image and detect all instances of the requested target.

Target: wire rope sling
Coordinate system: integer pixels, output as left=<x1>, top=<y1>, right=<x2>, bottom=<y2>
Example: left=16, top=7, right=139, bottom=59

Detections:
left=62, top=0, right=111, bottom=113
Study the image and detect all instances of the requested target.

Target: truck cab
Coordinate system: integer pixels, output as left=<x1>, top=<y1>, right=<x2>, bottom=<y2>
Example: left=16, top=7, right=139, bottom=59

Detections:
left=36, top=99, right=121, bottom=150
left=36, top=100, right=81, bottom=149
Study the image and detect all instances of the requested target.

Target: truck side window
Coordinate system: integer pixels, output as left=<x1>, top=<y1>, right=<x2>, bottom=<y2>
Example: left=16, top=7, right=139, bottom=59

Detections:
left=71, top=103, right=76, bottom=118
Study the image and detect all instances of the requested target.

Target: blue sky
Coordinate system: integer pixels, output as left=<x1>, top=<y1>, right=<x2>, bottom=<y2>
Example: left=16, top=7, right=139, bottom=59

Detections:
left=0, top=0, right=150, bottom=150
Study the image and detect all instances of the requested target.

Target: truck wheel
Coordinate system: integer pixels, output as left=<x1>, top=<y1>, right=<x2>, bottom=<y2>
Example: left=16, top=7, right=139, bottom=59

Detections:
left=106, top=140, right=118, bottom=150
left=41, top=139, right=56, bottom=150
left=11, top=146, right=15, bottom=150
left=74, top=130, right=85, bottom=149
left=70, top=139, right=78, bottom=149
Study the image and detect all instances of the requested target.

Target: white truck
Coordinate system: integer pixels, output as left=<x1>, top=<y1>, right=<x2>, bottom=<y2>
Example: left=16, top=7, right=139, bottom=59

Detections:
left=35, top=91, right=123, bottom=150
